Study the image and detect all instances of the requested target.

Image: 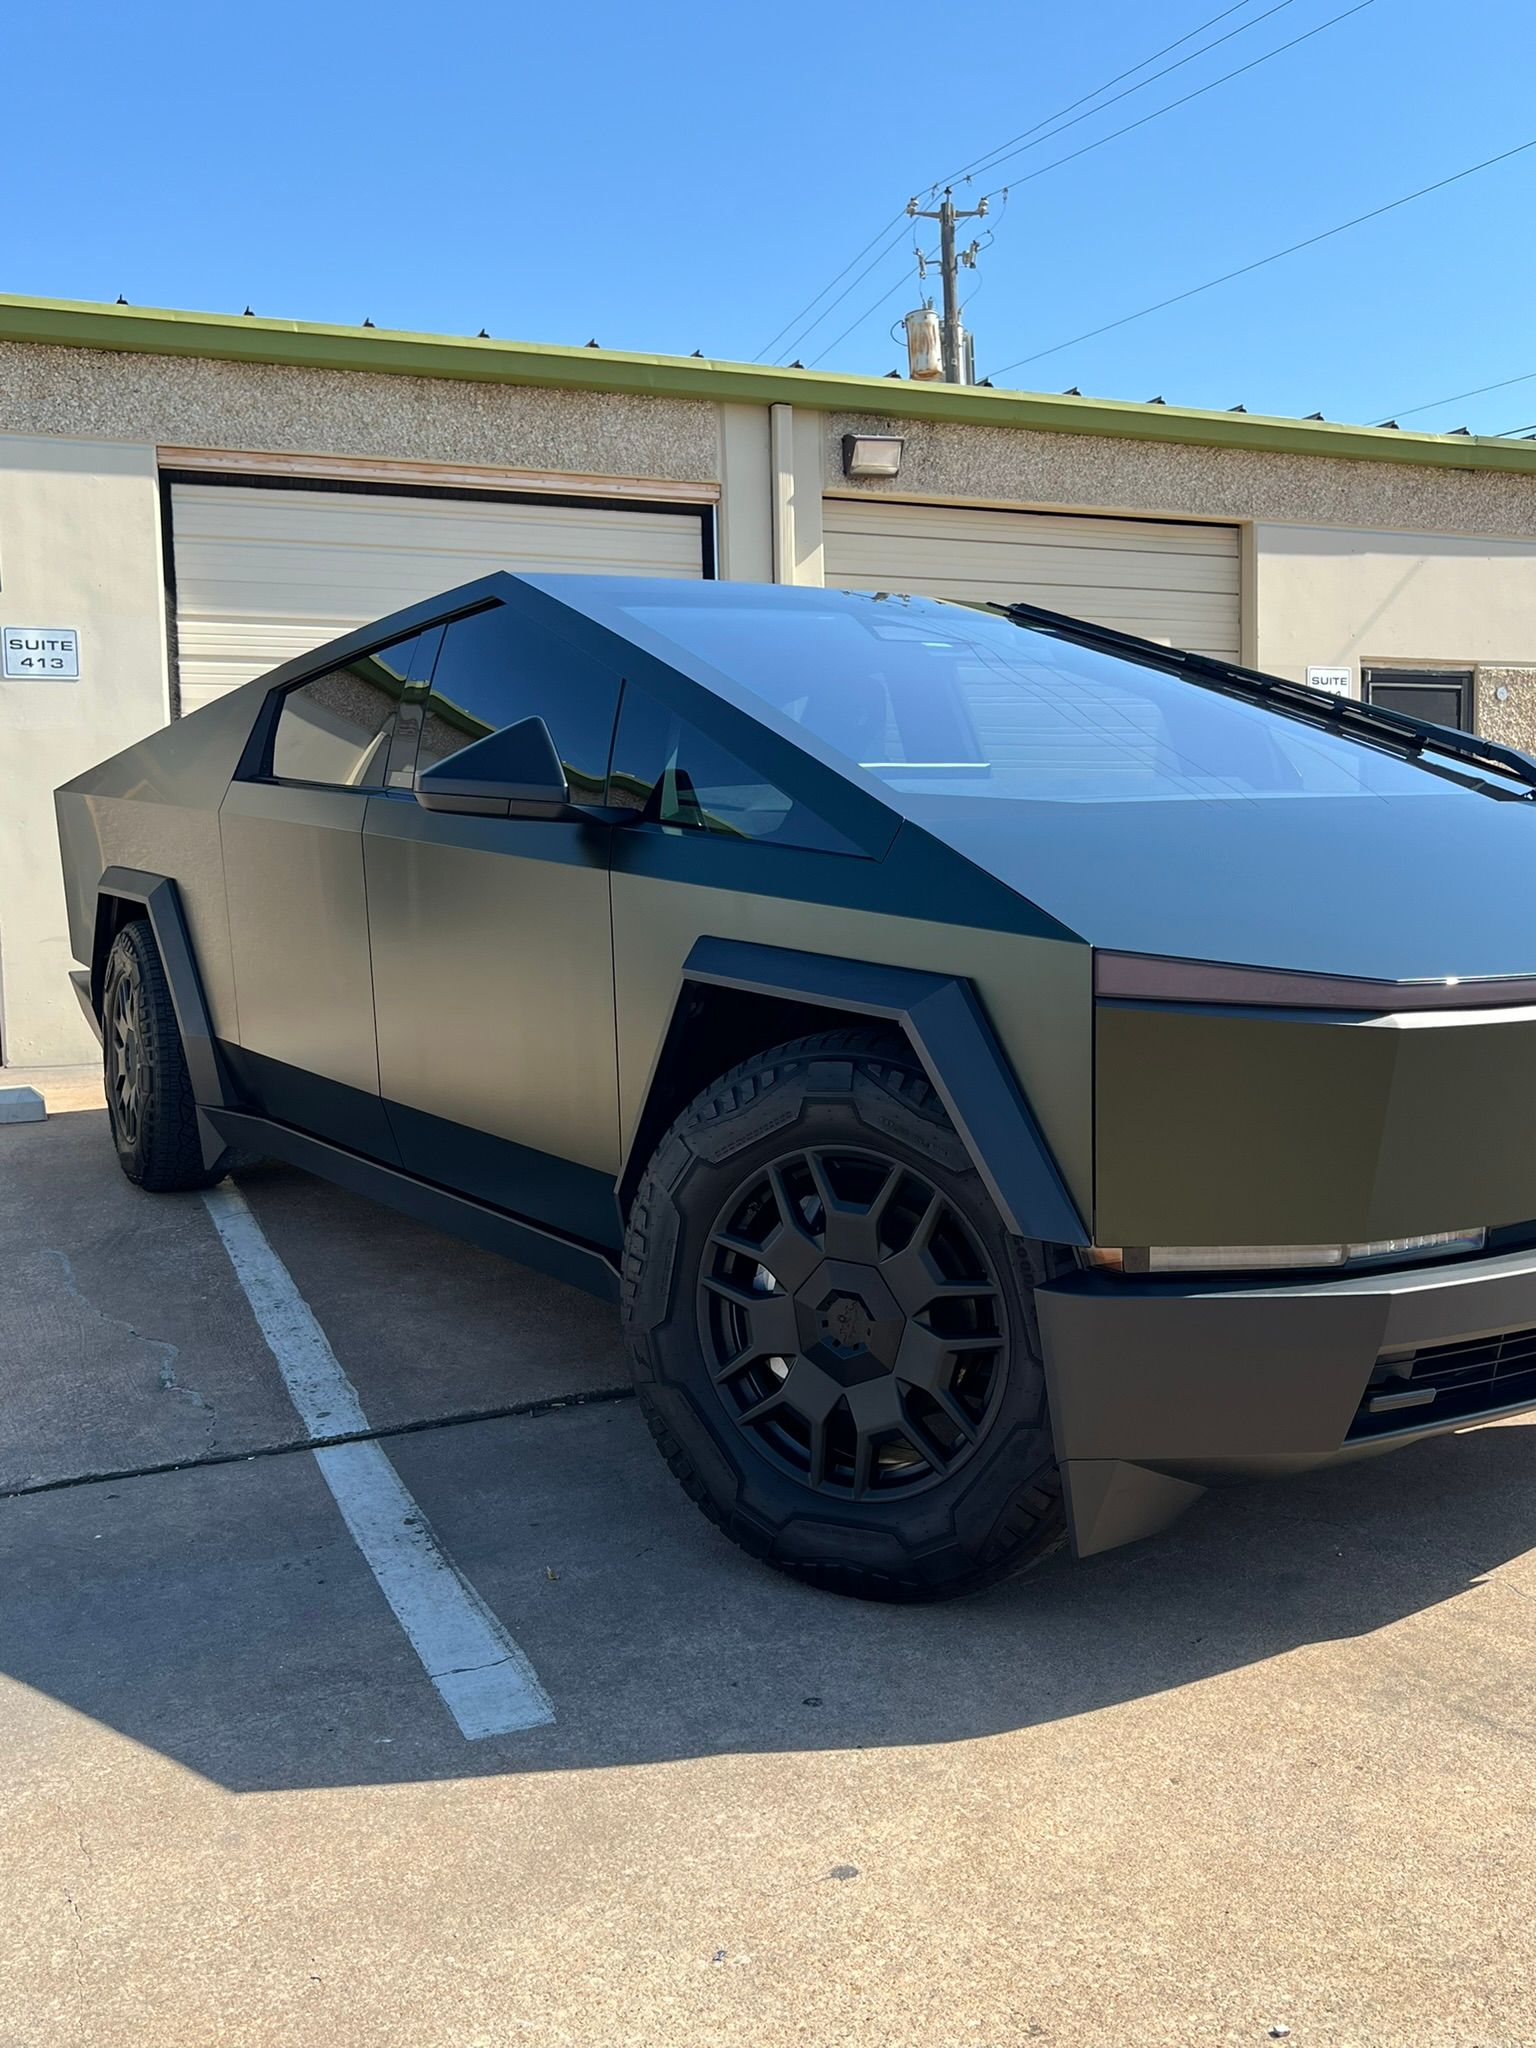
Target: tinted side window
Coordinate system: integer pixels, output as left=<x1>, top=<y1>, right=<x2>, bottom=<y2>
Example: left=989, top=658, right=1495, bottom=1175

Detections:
left=413, top=606, right=617, bottom=805
left=272, top=635, right=418, bottom=789
left=608, top=688, right=860, bottom=854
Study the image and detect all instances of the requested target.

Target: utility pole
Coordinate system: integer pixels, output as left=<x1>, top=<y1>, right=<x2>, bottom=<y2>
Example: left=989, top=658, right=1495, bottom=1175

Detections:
left=907, top=188, right=988, bottom=384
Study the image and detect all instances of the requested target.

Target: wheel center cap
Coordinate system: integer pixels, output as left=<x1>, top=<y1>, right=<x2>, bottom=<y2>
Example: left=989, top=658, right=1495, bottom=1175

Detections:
left=820, top=1294, right=872, bottom=1352
left=792, top=1258, right=905, bottom=1386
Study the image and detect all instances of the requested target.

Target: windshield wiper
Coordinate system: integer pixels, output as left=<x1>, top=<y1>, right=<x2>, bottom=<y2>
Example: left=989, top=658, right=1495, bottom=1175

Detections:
left=995, top=600, right=1536, bottom=801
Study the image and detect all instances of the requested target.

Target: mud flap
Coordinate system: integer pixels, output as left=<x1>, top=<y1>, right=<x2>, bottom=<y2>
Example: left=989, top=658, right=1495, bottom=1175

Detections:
left=1062, top=1459, right=1207, bottom=1558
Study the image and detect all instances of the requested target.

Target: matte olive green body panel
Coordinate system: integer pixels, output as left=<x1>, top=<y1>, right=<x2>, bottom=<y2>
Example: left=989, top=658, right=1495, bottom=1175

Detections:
left=364, top=803, right=620, bottom=1175
left=1096, top=998, right=1536, bottom=1245
left=54, top=680, right=269, bottom=1044
left=219, top=779, right=379, bottom=1094
left=611, top=871, right=1094, bottom=1224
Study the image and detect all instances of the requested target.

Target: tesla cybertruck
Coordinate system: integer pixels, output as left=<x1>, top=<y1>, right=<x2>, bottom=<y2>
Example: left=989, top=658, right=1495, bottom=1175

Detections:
left=55, top=572, right=1536, bottom=1599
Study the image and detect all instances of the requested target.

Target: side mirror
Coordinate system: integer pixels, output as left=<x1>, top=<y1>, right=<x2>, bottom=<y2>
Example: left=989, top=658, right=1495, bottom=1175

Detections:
left=414, top=714, right=572, bottom=818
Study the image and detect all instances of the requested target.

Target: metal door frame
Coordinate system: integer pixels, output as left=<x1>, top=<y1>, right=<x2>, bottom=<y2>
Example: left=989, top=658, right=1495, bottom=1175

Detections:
left=1362, top=665, right=1474, bottom=732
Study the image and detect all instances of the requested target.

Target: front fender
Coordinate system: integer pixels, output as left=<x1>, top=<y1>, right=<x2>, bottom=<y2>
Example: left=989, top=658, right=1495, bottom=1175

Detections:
left=627, top=937, right=1088, bottom=1248
left=93, top=867, right=234, bottom=1166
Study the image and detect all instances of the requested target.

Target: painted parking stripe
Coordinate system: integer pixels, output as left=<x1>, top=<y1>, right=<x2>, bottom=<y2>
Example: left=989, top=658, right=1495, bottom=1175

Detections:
left=201, top=1183, right=555, bottom=1737
left=199, top=1185, right=369, bottom=1437
left=312, top=1440, right=553, bottom=1737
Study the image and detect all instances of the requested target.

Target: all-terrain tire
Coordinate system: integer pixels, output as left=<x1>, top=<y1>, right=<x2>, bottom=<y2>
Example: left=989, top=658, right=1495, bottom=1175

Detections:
left=622, top=1028, right=1066, bottom=1601
left=101, top=919, right=230, bottom=1193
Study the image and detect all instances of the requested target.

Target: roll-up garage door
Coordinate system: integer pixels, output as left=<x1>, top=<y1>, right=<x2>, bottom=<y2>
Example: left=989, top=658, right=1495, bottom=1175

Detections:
left=821, top=499, right=1240, bottom=660
left=168, top=480, right=709, bottom=714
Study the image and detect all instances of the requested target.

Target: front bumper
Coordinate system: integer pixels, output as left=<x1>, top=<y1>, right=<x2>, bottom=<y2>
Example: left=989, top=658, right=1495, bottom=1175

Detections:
left=1035, top=1243, right=1536, bottom=1556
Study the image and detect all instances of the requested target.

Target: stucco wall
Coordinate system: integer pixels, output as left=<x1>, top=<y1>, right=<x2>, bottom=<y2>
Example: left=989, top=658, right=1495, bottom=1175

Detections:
left=0, top=342, right=720, bottom=484
left=1473, top=668, right=1536, bottom=754
left=0, top=434, right=169, bottom=1063
left=820, top=410, right=1536, bottom=541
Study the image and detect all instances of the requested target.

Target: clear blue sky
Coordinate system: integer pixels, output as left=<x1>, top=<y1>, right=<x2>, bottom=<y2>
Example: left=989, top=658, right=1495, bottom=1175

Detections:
left=6, top=0, right=1534, bottom=435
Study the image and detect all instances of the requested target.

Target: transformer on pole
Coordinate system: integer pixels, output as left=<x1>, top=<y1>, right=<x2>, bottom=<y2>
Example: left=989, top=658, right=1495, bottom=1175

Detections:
left=902, top=305, right=943, bottom=381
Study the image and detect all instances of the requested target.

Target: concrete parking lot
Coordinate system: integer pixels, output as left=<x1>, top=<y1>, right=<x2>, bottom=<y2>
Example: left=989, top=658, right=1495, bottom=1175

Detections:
left=4, top=1074, right=1536, bottom=2048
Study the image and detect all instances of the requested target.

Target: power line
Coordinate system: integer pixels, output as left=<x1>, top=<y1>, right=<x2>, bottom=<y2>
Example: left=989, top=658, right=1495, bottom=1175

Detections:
left=1496, top=421, right=1536, bottom=438
left=947, top=0, right=1303, bottom=193
left=974, top=0, right=1374, bottom=205
left=755, top=0, right=1298, bottom=366
left=795, top=0, right=1371, bottom=372
left=989, top=133, right=1536, bottom=380
left=937, top=0, right=1271, bottom=189
left=754, top=213, right=910, bottom=363
left=1373, top=367, right=1536, bottom=426
left=809, top=273, right=921, bottom=369
left=768, top=217, right=918, bottom=363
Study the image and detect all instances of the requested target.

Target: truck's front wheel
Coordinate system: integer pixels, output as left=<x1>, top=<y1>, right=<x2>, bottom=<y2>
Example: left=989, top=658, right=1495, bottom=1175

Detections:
left=622, top=1029, right=1065, bottom=1601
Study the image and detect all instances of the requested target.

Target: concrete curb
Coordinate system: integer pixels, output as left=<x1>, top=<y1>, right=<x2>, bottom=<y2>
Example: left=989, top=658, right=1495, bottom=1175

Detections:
left=0, top=1086, right=45, bottom=1124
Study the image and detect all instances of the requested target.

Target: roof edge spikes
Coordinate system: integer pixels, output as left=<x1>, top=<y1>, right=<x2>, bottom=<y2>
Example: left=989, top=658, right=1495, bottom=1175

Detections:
left=3, top=294, right=1535, bottom=477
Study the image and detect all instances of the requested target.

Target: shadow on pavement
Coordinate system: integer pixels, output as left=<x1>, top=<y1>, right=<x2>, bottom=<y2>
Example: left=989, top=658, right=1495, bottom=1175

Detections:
left=4, top=1387, right=1534, bottom=1793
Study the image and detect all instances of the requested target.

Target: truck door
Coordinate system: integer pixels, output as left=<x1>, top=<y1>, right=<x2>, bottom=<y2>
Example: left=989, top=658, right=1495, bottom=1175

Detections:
left=362, top=599, right=623, bottom=1248
left=219, top=630, right=430, bottom=1159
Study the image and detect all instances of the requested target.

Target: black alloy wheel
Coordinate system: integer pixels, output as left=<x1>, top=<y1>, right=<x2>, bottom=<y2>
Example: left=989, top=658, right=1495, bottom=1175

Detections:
left=699, top=1147, right=1007, bottom=1500
left=105, top=961, right=149, bottom=1151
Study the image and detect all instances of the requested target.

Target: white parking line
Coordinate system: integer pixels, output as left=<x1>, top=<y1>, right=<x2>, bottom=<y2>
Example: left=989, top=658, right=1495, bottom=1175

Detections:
left=201, top=1183, right=555, bottom=1738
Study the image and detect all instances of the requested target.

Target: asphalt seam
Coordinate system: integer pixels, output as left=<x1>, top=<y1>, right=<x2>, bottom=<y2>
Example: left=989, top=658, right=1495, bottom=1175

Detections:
left=2, top=1383, right=637, bottom=1500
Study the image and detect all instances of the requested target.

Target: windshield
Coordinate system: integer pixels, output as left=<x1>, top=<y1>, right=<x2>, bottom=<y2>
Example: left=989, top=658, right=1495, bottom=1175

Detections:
left=618, top=591, right=1472, bottom=805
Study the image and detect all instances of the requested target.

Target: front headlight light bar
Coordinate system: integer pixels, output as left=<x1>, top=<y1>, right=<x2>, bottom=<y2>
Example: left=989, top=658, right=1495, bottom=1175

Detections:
left=1086, top=1228, right=1486, bottom=1275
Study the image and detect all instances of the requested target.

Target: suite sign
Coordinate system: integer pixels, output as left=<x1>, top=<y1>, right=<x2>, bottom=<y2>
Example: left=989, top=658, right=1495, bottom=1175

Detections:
left=1305, top=665, right=1352, bottom=697
left=3, top=627, right=80, bottom=678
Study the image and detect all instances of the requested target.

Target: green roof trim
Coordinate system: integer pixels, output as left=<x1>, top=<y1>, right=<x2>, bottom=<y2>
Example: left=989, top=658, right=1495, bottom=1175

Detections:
left=3, top=292, right=1535, bottom=476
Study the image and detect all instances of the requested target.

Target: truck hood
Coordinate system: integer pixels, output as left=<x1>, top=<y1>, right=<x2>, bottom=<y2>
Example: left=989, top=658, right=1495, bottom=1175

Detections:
left=913, top=788, right=1536, bottom=983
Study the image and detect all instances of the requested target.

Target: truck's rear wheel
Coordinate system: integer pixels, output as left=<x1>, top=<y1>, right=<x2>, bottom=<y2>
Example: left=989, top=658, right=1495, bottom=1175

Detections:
left=622, top=1029, right=1065, bottom=1601
left=102, top=919, right=229, bottom=1193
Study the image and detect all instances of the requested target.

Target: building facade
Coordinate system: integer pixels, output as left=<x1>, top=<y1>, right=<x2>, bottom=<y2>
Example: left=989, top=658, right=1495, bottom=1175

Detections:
left=3, top=294, right=1535, bottom=1065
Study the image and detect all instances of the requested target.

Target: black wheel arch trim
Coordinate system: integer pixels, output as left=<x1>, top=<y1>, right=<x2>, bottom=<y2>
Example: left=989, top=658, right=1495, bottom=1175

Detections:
left=623, top=937, right=1089, bottom=1248
left=91, top=868, right=235, bottom=1165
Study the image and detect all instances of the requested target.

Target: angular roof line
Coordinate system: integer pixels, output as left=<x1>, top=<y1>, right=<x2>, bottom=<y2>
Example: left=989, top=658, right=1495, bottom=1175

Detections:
left=3, top=292, right=1535, bottom=477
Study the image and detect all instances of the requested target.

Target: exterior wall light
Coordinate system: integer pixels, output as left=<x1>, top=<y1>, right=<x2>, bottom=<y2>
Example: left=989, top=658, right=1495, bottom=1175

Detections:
left=842, top=433, right=905, bottom=479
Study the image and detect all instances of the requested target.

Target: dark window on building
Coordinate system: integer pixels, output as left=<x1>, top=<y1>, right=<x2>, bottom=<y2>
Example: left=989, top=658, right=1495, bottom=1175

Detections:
left=271, top=634, right=419, bottom=789
left=1363, top=668, right=1473, bottom=732
left=408, top=604, right=618, bottom=805
left=608, top=687, right=862, bottom=854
